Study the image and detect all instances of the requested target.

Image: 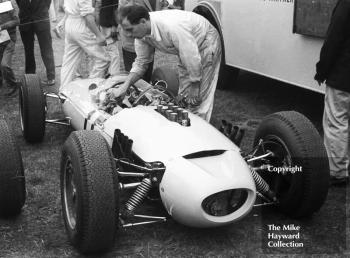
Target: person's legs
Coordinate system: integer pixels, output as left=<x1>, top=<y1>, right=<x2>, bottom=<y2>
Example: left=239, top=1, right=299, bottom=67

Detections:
left=77, top=33, right=110, bottom=79
left=49, top=1, right=57, bottom=22
left=323, top=86, right=350, bottom=180
left=60, top=36, right=84, bottom=89
left=34, top=21, right=56, bottom=81
left=19, top=27, right=36, bottom=74
left=1, top=41, right=16, bottom=88
left=106, top=42, right=120, bottom=76
left=177, top=28, right=221, bottom=121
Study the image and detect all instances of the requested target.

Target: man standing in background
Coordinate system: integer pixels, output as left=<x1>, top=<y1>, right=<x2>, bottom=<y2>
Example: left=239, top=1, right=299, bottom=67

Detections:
left=16, top=0, right=56, bottom=86
left=0, top=0, right=19, bottom=96
left=59, top=0, right=110, bottom=89
left=95, top=0, right=120, bottom=76
left=315, top=0, right=350, bottom=186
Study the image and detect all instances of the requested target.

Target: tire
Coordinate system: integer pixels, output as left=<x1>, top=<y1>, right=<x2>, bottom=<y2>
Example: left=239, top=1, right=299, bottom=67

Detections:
left=0, top=120, right=26, bottom=217
left=253, top=111, right=329, bottom=218
left=151, top=66, right=179, bottom=97
left=60, top=130, right=119, bottom=254
left=19, top=74, right=46, bottom=143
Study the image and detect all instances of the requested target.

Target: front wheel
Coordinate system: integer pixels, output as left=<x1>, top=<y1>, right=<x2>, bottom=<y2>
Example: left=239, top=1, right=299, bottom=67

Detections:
left=0, top=120, right=26, bottom=217
left=19, top=74, right=46, bottom=143
left=60, top=131, right=119, bottom=253
left=253, top=111, right=329, bottom=218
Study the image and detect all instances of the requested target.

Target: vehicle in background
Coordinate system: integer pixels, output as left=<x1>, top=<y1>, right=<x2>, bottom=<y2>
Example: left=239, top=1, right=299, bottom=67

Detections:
left=180, top=0, right=337, bottom=92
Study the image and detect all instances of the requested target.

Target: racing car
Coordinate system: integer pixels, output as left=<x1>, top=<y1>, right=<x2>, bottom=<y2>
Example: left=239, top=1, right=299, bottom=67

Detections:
left=0, top=119, right=26, bottom=217
left=19, top=68, right=329, bottom=254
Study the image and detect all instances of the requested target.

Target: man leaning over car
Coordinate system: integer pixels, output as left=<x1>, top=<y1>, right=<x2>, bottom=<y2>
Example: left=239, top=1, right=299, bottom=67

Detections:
left=111, top=5, right=221, bottom=121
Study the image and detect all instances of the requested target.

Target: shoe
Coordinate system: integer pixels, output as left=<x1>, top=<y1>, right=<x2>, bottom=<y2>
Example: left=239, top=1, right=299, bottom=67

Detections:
left=330, top=176, right=349, bottom=186
left=42, top=79, right=56, bottom=86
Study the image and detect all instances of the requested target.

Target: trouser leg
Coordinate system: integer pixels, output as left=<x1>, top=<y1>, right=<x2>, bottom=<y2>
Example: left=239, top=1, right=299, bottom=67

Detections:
left=323, top=86, right=350, bottom=178
left=1, top=40, right=16, bottom=88
left=19, top=27, right=36, bottom=74
left=106, top=42, right=120, bottom=76
left=177, top=29, right=221, bottom=121
left=35, top=22, right=56, bottom=80
left=60, top=38, right=84, bottom=89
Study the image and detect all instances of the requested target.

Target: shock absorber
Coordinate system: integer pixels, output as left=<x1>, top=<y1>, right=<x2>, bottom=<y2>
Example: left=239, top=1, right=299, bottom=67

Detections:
left=250, top=168, right=277, bottom=202
left=123, top=178, right=152, bottom=217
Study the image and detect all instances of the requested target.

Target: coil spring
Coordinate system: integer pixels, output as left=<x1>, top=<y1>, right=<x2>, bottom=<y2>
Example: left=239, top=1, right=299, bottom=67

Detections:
left=250, top=168, right=270, bottom=194
left=124, top=178, right=152, bottom=215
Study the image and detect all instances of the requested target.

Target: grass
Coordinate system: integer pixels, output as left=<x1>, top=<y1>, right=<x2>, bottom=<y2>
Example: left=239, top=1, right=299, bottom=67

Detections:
left=0, top=17, right=348, bottom=257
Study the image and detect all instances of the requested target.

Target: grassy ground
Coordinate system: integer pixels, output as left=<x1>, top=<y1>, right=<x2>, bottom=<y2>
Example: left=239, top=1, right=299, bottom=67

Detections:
left=0, top=17, right=349, bottom=257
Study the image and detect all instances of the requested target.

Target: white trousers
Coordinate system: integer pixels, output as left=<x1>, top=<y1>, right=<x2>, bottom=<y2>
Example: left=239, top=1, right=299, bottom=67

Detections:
left=100, top=27, right=120, bottom=76
left=60, top=16, right=110, bottom=89
left=177, top=26, right=222, bottom=122
left=323, top=86, right=350, bottom=178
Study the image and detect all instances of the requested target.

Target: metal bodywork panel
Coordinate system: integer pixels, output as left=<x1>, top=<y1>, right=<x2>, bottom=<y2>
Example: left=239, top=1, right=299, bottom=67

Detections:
left=59, top=76, right=255, bottom=228
left=185, top=0, right=329, bottom=94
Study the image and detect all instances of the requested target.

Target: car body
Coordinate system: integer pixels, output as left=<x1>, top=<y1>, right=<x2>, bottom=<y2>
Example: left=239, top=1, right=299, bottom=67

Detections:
left=19, top=70, right=329, bottom=254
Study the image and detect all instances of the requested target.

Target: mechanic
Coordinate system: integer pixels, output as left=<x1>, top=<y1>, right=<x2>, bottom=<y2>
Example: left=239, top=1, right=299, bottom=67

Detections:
left=118, top=0, right=162, bottom=82
left=16, top=0, right=56, bottom=86
left=314, top=0, right=350, bottom=186
left=95, top=0, right=120, bottom=76
left=0, top=0, right=19, bottom=96
left=60, top=0, right=110, bottom=89
left=114, top=5, right=221, bottom=121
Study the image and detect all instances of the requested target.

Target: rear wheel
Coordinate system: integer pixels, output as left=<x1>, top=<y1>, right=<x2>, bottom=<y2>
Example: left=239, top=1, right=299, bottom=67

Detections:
left=19, top=74, right=46, bottom=143
left=0, top=120, right=26, bottom=217
left=253, top=111, right=329, bottom=218
left=60, top=130, right=119, bottom=253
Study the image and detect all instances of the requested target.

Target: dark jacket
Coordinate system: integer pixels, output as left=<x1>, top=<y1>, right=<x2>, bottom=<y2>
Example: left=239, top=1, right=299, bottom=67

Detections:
left=99, top=0, right=118, bottom=27
left=315, top=0, right=350, bottom=93
left=15, top=0, right=51, bottom=28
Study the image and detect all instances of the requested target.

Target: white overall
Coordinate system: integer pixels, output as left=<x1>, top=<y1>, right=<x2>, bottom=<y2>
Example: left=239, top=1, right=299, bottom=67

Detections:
left=131, top=10, right=222, bottom=121
left=60, top=0, right=110, bottom=88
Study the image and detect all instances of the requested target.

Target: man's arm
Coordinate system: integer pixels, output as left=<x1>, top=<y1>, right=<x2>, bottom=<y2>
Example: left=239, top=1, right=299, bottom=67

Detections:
left=79, top=0, right=106, bottom=44
left=109, top=72, right=142, bottom=98
left=110, top=39, right=154, bottom=98
left=0, top=0, right=19, bottom=31
left=315, top=0, right=350, bottom=83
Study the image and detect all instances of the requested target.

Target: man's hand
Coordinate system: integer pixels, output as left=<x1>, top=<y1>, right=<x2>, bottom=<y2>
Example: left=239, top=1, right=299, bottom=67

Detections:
left=96, top=35, right=107, bottom=46
left=106, top=83, right=129, bottom=100
left=185, top=82, right=201, bottom=107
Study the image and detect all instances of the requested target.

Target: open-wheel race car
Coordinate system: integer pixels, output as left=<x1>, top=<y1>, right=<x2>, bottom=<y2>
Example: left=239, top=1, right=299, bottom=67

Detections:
left=19, top=68, right=329, bottom=254
left=0, top=119, right=26, bottom=217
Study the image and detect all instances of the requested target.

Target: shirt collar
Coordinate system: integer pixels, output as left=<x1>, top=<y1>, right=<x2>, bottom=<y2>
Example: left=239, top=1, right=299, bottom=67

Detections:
left=144, top=13, right=162, bottom=42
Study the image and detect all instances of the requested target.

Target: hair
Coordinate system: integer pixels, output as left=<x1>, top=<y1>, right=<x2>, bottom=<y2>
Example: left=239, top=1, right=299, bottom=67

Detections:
left=116, top=5, right=150, bottom=25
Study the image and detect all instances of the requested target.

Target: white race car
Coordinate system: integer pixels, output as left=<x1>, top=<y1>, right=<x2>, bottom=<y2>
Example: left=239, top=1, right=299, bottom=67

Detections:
left=19, top=68, right=329, bottom=254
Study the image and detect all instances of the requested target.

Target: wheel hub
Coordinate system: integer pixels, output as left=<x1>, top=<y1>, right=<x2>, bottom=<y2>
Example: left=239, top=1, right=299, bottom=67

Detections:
left=64, top=158, right=77, bottom=230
